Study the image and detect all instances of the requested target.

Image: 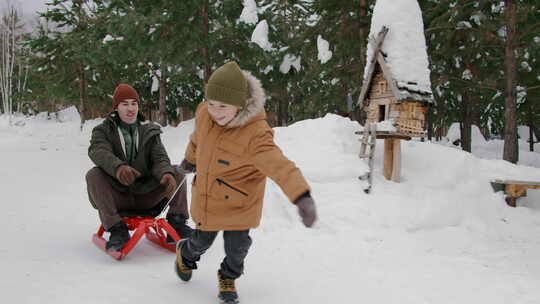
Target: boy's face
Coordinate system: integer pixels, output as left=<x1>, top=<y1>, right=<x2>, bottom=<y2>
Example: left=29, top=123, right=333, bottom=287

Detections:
left=117, top=99, right=139, bottom=124
left=207, top=99, right=239, bottom=126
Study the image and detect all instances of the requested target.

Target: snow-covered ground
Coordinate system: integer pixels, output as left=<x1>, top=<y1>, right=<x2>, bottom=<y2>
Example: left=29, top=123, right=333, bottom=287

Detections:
left=2, top=111, right=540, bottom=304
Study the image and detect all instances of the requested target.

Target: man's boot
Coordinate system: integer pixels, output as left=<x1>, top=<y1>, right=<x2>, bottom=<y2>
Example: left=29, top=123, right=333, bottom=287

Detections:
left=174, top=240, right=194, bottom=281
left=106, top=221, right=130, bottom=251
left=166, top=214, right=193, bottom=242
left=218, top=270, right=239, bottom=304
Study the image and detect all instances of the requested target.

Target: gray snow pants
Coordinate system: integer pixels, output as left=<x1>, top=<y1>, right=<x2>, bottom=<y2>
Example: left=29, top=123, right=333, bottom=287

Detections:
left=180, top=229, right=252, bottom=279
left=85, top=167, right=189, bottom=230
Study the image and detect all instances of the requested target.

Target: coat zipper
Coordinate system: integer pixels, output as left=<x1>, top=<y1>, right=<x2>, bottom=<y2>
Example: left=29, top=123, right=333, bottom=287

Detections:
left=216, top=178, right=248, bottom=196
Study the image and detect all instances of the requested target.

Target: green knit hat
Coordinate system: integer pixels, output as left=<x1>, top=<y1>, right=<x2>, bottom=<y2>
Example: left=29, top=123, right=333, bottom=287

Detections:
left=205, top=61, right=247, bottom=108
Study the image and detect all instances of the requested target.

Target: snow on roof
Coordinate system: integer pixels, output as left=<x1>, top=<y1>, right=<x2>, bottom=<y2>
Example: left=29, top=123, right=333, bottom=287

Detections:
left=364, top=0, right=433, bottom=103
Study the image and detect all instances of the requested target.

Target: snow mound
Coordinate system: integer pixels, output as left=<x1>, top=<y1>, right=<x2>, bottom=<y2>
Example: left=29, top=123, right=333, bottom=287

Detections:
left=57, top=106, right=81, bottom=123
left=445, top=122, right=487, bottom=146
left=273, top=114, right=368, bottom=183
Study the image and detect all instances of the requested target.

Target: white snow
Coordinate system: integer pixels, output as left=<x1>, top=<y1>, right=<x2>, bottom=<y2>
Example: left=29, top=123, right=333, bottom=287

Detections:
left=238, top=0, right=258, bottom=25
left=518, top=125, right=537, bottom=142
left=375, top=119, right=397, bottom=132
left=103, top=34, right=124, bottom=43
left=317, top=35, right=332, bottom=64
left=445, top=122, right=486, bottom=146
left=457, top=21, right=472, bottom=29
left=262, top=65, right=273, bottom=74
left=151, top=70, right=162, bottom=93
left=443, top=122, right=540, bottom=168
left=279, top=54, right=301, bottom=74
left=251, top=20, right=272, bottom=51
left=365, top=0, right=433, bottom=98
left=470, top=13, right=484, bottom=26
left=2, top=111, right=540, bottom=303
left=462, top=69, right=473, bottom=80
left=56, top=105, right=81, bottom=123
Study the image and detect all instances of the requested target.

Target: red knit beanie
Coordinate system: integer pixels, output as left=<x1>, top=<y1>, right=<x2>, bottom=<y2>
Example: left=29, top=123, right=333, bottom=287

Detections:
left=112, top=84, right=139, bottom=109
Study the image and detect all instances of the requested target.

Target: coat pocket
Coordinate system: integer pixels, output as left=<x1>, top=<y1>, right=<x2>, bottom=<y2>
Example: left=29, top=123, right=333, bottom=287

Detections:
left=213, top=178, right=249, bottom=208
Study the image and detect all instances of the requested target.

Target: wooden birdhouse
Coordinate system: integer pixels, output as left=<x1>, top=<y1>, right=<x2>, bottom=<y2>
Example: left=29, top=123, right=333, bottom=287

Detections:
left=357, top=27, right=434, bottom=138
left=355, top=2, right=435, bottom=187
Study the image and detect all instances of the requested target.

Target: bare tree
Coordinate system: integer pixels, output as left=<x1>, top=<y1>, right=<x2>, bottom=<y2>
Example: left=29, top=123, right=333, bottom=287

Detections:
left=0, top=4, right=18, bottom=125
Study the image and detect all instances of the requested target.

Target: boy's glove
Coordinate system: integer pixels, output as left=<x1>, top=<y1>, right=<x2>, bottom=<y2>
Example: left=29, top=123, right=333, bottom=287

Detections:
left=294, top=192, right=317, bottom=228
left=160, top=173, right=177, bottom=198
left=116, top=165, right=141, bottom=186
left=180, top=159, right=196, bottom=173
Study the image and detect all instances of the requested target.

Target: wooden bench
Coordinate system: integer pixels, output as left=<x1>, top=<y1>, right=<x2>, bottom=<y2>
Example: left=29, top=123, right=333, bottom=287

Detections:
left=490, top=179, right=540, bottom=207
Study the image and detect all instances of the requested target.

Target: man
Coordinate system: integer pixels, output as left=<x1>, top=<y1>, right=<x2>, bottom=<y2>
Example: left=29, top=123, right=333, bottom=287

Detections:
left=86, top=83, right=192, bottom=252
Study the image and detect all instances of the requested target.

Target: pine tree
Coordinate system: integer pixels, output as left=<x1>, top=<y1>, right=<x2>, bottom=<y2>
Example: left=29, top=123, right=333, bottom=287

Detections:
left=426, top=0, right=507, bottom=151
left=28, top=0, right=109, bottom=127
left=96, top=0, right=204, bottom=125
left=515, top=2, right=540, bottom=151
left=309, top=0, right=373, bottom=121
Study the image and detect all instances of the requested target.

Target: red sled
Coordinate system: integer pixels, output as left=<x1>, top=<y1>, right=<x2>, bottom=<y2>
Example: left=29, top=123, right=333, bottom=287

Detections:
left=92, top=216, right=181, bottom=260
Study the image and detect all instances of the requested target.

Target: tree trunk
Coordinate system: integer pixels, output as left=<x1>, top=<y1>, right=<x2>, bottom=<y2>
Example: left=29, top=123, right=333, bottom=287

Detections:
left=460, top=92, right=472, bottom=152
left=78, top=63, right=86, bottom=130
left=461, top=121, right=472, bottom=152
left=529, top=123, right=534, bottom=152
left=437, top=103, right=446, bottom=141
left=503, top=0, right=518, bottom=163
left=278, top=98, right=289, bottom=126
left=427, top=106, right=433, bottom=141
left=527, top=108, right=537, bottom=152
left=201, top=0, right=211, bottom=84
left=158, top=70, right=167, bottom=126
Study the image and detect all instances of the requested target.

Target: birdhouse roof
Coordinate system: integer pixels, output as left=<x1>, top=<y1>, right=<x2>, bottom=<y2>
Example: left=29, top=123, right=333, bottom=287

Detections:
left=358, top=0, right=434, bottom=105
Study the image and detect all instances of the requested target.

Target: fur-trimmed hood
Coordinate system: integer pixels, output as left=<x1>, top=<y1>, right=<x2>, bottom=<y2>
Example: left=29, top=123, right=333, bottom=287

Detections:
left=225, top=70, right=266, bottom=128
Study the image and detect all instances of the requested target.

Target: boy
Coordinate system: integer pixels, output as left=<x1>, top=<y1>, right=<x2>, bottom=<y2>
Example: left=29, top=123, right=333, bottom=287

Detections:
left=175, top=62, right=317, bottom=304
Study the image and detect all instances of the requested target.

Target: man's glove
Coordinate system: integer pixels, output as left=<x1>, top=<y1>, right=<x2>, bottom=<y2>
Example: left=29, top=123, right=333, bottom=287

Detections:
left=294, top=192, right=317, bottom=228
left=160, top=173, right=177, bottom=198
left=180, top=159, right=196, bottom=173
left=115, top=165, right=141, bottom=186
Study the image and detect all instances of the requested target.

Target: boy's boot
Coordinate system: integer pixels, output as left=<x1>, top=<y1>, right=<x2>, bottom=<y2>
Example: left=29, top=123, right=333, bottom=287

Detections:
left=174, top=240, right=194, bottom=281
left=218, top=270, right=239, bottom=304
left=166, top=214, right=193, bottom=242
left=106, top=221, right=130, bottom=251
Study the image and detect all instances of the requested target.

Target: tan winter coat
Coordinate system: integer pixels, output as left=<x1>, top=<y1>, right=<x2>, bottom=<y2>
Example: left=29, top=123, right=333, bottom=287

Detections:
left=185, top=71, right=310, bottom=231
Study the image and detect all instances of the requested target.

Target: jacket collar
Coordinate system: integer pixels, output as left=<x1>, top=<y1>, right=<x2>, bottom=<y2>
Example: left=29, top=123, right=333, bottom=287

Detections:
left=108, top=111, right=148, bottom=125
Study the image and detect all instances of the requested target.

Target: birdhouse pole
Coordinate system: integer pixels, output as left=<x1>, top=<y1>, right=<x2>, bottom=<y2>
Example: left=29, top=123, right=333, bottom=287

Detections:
left=383, top=138, right=401, bottom=182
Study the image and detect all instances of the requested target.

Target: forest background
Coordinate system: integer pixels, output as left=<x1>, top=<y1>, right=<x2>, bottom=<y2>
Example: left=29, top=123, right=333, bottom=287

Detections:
left=0, top=0, right=539, bottom=164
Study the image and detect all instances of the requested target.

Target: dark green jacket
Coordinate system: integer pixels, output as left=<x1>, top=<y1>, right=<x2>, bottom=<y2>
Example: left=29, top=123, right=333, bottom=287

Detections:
left=88, top=112, right=174, bottom=194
